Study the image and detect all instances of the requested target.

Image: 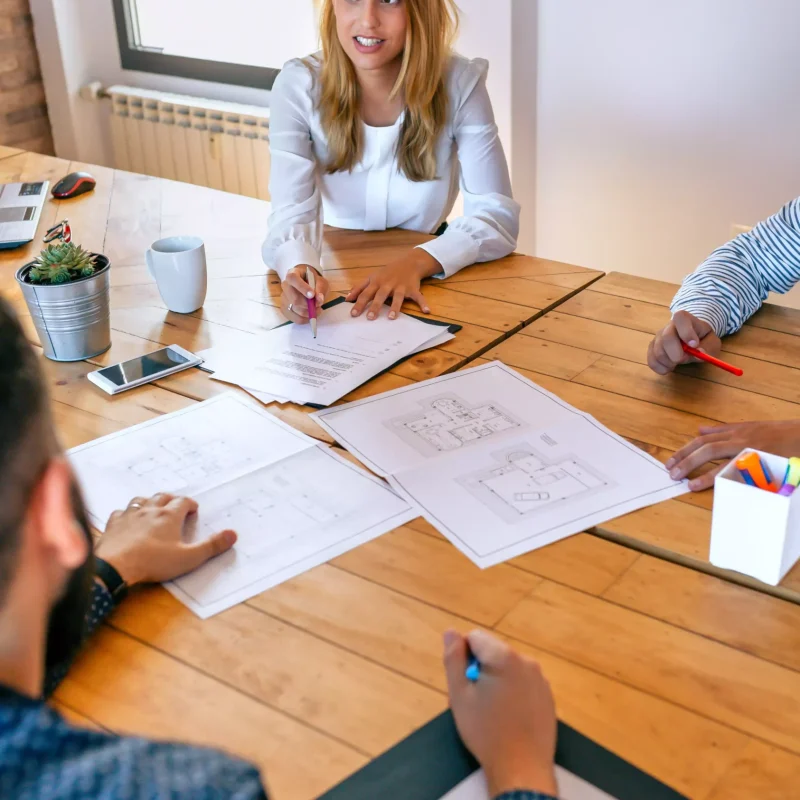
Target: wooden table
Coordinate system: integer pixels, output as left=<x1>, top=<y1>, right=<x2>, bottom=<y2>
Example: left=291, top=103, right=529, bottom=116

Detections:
left=486, top=271, right=800, bottom=603
left=2, top=150, right=800, bottom=799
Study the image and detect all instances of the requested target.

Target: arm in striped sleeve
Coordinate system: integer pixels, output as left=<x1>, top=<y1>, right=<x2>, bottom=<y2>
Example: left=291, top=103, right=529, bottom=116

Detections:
left=670, top=196, right=800, bottom=336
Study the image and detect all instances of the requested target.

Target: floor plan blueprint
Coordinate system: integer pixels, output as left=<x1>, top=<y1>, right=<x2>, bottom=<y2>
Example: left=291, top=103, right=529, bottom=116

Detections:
left=388, top=394, right=521, bottom=456
left=458, top=445, right=610, bottom=524
left=124, top=435, right=250, bottom=493
left=187, top=455, right=344, bottom=561
left=312, top=362, right=689, bottom=568
left=69, top=393, right=415, bottom=617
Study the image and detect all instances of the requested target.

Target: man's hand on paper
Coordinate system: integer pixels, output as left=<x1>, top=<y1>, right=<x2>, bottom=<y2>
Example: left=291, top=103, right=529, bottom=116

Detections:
left=443, top=629, right=559, bottom=798
left=95, top=493, right=237, bottom=586
left=647, top=310, right=722, bottom=374
left=281, top=265, right=329, bottom=324
left=346, top=249, right=439, bottom=320
left=666, top=420, right=800, bottom=492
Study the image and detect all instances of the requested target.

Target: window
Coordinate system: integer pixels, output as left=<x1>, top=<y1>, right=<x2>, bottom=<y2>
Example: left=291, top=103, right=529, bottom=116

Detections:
left=113, top=0, right=320, bottom=90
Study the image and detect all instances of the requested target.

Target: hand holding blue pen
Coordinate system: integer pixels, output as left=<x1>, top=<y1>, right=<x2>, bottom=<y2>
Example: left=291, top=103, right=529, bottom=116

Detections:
left=443, top=629, right=559, bottom=798
left=465, top=652, right=481, bottom=682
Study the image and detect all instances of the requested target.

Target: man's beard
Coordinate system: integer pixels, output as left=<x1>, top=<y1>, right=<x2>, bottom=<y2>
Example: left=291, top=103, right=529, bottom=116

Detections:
left=44, top=481, right=95, bottom=672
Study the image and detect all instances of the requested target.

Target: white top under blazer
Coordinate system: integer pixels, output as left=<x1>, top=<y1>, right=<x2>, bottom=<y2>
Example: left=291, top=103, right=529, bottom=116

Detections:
left=262, top=53, right=520, bottom=281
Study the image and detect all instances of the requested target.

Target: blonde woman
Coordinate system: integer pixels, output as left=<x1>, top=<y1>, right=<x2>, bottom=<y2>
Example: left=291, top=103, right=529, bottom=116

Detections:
left=263, top=0, right=519, bottom=323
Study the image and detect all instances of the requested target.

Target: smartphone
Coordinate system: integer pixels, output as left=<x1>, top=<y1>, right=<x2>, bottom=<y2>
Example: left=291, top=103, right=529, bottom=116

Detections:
left=87, top=345, right=202, bottom=395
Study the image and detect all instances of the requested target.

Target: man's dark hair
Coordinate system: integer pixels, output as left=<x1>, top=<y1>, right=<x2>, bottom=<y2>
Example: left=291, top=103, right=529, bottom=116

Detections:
left=0, top=297, right=52, bottom=602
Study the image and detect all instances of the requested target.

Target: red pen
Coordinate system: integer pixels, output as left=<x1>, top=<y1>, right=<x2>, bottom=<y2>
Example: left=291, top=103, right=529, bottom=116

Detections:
left=306, top=267, right=318, bottom=339
left=681, top=342, right=743, bottom=376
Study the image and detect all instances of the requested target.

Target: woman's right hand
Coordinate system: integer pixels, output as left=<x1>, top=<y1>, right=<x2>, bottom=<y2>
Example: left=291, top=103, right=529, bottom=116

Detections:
left=281, top=265, right=329, bottom=324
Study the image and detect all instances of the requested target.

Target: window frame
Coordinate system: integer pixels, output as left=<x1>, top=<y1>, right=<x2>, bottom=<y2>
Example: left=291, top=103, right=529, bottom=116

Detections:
left=111, top=0, right=281, bottom=91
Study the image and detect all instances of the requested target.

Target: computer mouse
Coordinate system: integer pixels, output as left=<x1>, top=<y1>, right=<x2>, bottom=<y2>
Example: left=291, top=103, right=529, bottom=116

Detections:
left=51, top=171, right=96, bottom=199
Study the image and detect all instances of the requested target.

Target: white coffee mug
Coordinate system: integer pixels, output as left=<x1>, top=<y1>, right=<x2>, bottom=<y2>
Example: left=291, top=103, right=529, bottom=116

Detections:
left=146, top=236, right=208, bottom=314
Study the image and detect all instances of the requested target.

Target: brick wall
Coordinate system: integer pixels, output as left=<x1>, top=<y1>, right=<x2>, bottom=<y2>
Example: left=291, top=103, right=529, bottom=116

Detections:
left=0, top=0, right=53, bottom=154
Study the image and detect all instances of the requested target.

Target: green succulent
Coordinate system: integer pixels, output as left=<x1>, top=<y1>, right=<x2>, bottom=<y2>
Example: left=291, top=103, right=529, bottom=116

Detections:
left=28, top=242, right=98, bottom=285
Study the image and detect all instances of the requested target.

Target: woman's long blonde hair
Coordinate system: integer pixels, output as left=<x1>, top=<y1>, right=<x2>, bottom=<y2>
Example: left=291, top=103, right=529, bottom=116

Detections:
left=315, top=0, right=460, bottom=182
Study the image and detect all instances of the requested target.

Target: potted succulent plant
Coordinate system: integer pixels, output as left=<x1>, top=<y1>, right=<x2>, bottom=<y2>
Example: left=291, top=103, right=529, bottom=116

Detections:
left=15, top=231, right=111, bottom=362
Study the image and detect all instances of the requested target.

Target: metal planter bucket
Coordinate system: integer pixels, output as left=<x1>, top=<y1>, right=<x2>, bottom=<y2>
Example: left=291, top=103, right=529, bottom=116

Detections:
left=15, top=254, right=111, bottom=362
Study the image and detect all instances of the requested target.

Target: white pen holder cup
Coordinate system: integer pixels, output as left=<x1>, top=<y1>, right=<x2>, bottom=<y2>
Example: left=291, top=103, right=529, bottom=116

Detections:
left=710, top=448, right=800, bottom=585
left=146, top=236, right=207, bottom=314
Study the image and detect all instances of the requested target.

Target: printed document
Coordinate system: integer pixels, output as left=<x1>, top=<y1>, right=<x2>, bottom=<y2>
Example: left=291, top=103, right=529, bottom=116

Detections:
left=312, top=362, right=688, bottom=568
left=441, top=768, right=616, bottom=800
left=208, top=301, right=447, bottom=406
left=69, top=393, right=415, bottom=617
left=199, top=329, right=453, bottom=407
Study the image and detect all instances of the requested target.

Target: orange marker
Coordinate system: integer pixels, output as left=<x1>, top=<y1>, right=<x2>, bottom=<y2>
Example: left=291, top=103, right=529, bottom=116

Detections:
left=735, top=452, right=777, bottom=492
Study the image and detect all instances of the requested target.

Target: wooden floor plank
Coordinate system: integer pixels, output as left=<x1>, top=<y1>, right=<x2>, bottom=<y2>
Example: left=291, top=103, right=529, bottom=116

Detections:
left=42, top=357, right=195, bottom=430
left=525, top=271, right=604, bottom=290
left=444, top=254, right=599, bottom=284
left=603, top=555, right=800, bottom=672
left=707, top=740, right=800, bottom=800
left=584, top=271, right=678, bottom=307
left=595, top=498, right=711, bottom=559
left=486, top=334, right=605, bottom=380
left=498, top=364, right=720, bottom=453
left=49, top=699, right=107, bottom=732
left=249, top=564, right=749, bottom=800
left=560, top=287, right=800, bottom=369
left=332, top=526, right=541, bottom=627
left=523, top=312, right=800, bottom=403
left=111, top=587, right=446, bottom=756
left=402, top=284, right=530, bottom=332
left=574, top=355, right=800, bottom=423
left=442, top=276, right=580, bottom=310
left=0, top=144, right=22, bottom=160
left=592, top=272, right=800, bottom=337
left=54, top=627, right=367, bottom=800
left=406, top=517, right=639, bottom=597
left=103, top=170, right=163, bottom=268
left=510, top=534, right=641, bottom=596
left=498, top=581, right=800, bottom=754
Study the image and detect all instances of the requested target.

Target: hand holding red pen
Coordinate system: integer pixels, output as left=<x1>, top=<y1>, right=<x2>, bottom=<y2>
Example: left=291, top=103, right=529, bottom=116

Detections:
left=647, top=310, right=722, bottom=375
left=681, top=342, right=743, bottom=376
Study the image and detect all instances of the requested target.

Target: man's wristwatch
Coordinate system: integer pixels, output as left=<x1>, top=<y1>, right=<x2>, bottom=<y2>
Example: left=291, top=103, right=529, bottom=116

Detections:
left=94, top=557, right=129, bottom=604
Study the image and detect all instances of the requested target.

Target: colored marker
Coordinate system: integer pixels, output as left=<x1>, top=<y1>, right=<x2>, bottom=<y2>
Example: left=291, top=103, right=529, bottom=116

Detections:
left=783, top=457, right=800, bottom=488
left=465, top=653, right=481, bottom=682
left=306, top=267, right=318, bottom=339
left=779, top=484, right=795, bottom=497
left=735, top=452, right=777, bottom=492
left=681, top=342, right=743, bottom=377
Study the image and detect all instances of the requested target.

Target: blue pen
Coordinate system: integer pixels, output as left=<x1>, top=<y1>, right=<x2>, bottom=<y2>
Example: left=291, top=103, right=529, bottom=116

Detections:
left=465, top=652, right=481, bottom=682
left=738, top=467, right=757, bottom=487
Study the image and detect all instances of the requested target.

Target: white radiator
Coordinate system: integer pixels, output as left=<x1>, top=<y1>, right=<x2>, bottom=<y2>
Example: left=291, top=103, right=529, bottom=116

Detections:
left=107, top=85, right=271, bottom=200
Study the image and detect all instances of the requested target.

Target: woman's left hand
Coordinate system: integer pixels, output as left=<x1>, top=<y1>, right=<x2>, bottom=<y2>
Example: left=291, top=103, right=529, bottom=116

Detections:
left=347, top=249, right=441, bottom=320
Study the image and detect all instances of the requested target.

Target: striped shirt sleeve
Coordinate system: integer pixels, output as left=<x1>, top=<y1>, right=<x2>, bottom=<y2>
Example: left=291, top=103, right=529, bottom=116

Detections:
left=670, top=196, right=800, bottom=336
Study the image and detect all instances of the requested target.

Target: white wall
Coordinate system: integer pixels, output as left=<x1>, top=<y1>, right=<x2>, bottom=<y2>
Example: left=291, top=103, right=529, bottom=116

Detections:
left=456, top=0, right=512, bottom=161
left=534, top=0, right=800, bottom=305
left=510, top=0, right=537, bottom=255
